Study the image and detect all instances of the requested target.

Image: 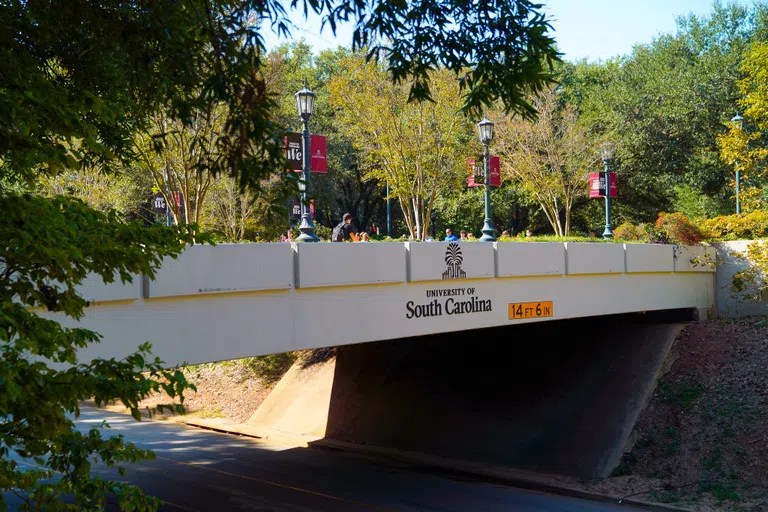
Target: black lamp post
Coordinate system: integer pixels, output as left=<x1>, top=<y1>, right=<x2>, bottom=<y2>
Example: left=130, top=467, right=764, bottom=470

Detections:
left=295, top=80, right=319, bottom=242
left=731, top=113, right=744, bottom=215
left=477, top=117, right=496, bottom=242
left=601, top=142, right=615, bottom=239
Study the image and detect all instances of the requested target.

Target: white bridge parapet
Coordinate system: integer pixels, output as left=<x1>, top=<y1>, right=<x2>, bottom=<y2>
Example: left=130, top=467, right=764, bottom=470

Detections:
left=56, top=242, right=715, bottom=367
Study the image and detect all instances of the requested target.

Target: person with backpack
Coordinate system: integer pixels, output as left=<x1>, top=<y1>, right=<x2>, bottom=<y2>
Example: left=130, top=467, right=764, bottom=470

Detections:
left=332, top=213, right=359, bottom=242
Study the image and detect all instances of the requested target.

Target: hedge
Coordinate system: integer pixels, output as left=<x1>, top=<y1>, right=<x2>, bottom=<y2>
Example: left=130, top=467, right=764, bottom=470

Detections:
left=698, top=211, right=768, bottom=240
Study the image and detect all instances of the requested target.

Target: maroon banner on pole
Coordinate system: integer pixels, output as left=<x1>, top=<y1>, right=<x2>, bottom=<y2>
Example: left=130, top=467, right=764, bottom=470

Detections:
left=589, top=172, right=602, bottom=198
left=310, top=135, right=327, bottom=173
left=589, top=172, right=618, bottom=198
left=467, top=159, right=482, bottom=187
left=489, top=156, right=501, bottom=187
left=468, top=157, right=501, bottom=187
left=284, top=133, right=327, bottom=173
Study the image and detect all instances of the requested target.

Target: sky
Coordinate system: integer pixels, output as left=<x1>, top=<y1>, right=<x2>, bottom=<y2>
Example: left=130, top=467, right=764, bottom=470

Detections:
left=261, top=0, right=721, bottom=62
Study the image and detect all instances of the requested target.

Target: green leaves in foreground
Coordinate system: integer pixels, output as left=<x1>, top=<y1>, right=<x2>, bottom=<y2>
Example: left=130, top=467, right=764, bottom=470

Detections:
left=0, top=193, right=207, bottom=511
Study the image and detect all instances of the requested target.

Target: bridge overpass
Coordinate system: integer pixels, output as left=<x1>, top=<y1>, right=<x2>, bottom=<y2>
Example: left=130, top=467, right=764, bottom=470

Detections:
left=52, top=241, right=715, bottom=367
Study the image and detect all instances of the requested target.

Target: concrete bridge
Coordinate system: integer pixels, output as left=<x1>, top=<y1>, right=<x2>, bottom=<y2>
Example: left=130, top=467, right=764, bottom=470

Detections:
left=53, top=241, right=716, bottom=366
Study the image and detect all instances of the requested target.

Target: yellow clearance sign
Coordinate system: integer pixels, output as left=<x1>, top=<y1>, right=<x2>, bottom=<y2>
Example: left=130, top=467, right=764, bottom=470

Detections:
left=508, top=301, right=553, bottom=320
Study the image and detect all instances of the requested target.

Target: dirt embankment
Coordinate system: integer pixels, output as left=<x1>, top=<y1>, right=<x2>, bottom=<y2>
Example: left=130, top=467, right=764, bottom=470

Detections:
left=579, top=318, right=768, bottom=511
left=114, top=353, right=300, bottom=423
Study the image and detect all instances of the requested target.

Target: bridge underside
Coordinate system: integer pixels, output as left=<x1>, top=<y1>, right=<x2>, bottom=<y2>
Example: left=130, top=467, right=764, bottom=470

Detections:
left=248, top=312, right=688, bottom=478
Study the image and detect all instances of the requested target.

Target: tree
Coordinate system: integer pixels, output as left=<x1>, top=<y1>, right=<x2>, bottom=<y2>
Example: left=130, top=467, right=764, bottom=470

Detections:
left=261, top=43, right=387, bottom=233
left=718, top=40, right=768, bottom=212
left=201, top=174, right=291, bottom=242
left=1, top=0, right=558, bottom=508
left=39, top=166, right=149, bottom=219
left=433, top=182, right=533, bottom=237
left=493, top=87, right=597, bottom=236
left=134, top=105, right=226, bottom=226
left=561, top=3, right=768, bottom=221
left=201, top=175, right=259, bottom=241
left=0, top=195, right=201, bottom=510
left=328, top=55, right=471, bottom=239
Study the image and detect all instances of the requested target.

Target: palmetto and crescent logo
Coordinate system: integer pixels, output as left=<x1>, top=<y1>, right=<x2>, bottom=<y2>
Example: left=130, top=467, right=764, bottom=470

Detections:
left=442, top=242, right=467, bottom=280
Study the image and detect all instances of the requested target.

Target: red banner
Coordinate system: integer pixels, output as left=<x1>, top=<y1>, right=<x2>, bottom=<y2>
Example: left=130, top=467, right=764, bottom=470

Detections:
left=468, top=159, right=481, bottom=187
left=468, top=157, right=501, bottom=187
left=285, top=133, right=327, bottom=173
left=589, top=172, right=617, bottom=198
left=310, top=135, right=327, bottom=173
left=489, top=156, right=501, bottom=187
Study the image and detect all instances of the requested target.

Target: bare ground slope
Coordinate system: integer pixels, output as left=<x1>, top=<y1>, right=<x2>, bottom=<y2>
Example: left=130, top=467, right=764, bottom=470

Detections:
left=577, top=318, right=768, bottom=511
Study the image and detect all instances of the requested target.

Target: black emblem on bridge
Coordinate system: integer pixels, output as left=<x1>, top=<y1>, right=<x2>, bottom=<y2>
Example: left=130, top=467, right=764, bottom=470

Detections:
left=442, top=242, right=467, bottom=280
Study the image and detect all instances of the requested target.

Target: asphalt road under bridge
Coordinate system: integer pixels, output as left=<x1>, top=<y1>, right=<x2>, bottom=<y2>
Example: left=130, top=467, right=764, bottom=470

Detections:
left=3, top=408, right=651, bottom=512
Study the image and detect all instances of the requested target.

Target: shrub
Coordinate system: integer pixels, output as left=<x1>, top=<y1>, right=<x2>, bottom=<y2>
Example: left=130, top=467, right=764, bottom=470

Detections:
left=614, top=222, right=646, bottom=242
left=656, top=212, right=701, bottom=245
left=644, top=223, right=671, bottom=244
left=731, top=241, right=768, bottom=300
left=246, top=352, right=298, bottom=384
left=699, top=211, right=768, bottom=240
left=314, top=224, right=332, bottom=241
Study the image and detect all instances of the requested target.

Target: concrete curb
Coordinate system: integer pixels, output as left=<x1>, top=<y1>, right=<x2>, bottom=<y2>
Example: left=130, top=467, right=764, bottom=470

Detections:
left=181, top=418, right=321, bottom=447
left=310, top=439, right=692, bottom=512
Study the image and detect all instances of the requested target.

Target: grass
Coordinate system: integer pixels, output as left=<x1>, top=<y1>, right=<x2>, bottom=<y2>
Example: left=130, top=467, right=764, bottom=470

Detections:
left=650, top=490, right=682, bottom=504
left=195, top=406, right=224, bottom=419
left=182, top=352, right=299, bottom=385
left=698, top=481, right=742, bottom=504
left=662, top=427, right=682, bottom=456
left=703, top=446, right=723, bottom=470
left=658, top=380, right=703, bottom=411
left=365, top=235, right=630, bottom=243
left=244, top=352, right=298, bottom=384
left=497, top=235, right=619, bottom=243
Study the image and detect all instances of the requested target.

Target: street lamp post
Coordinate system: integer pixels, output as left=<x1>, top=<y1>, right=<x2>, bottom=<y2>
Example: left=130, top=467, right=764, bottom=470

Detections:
left=477, top=117, right=496, bottom=242
left=386, top=180, right=392, bottom=237
left=164, top=167, right=173, bottom=227
left=731, top=113, right=744, bottom=215
left=295, top=80, right=319, bottom=242
left=601, top=142, right=615, bottom=239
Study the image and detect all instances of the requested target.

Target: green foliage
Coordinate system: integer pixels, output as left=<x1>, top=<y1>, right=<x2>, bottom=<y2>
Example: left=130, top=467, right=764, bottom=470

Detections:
left=328, top=53, right=472, bottom=240
left=497, top=235, right=614, bottom=243
left=699, top=211, right=768, bottom=240
left=730, top=241, right=768, bottom=300
left=1, top=0, right=562, bottom=508
left=2, top=0, right=557, bottom=194
left=613, top=213, right=702, bottom=245
left=39, top=166, right=150, bottom=219
left=698, top=481, right=742, bottom=504
left=314, top=224, right=332, bottom=241
left=613, top=222, right=647, bottom=242
left=672, top=183, right=731, bottom=220
left=433, top=183, right=530, bottom=238
left=659, top=380, right=703, bottom=411
left=245, top=353, right=299, bottom=384
left=0, top=0, right=288, bottom=192
left=562, top=3, right=768, bottom=221
left=264, top=43, right=386, bottom=233
left=318, top=0, right=560, bottom=118
left=0, top=194, right=207, bottom=510
left=493, top=86, right=598, bottom=236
